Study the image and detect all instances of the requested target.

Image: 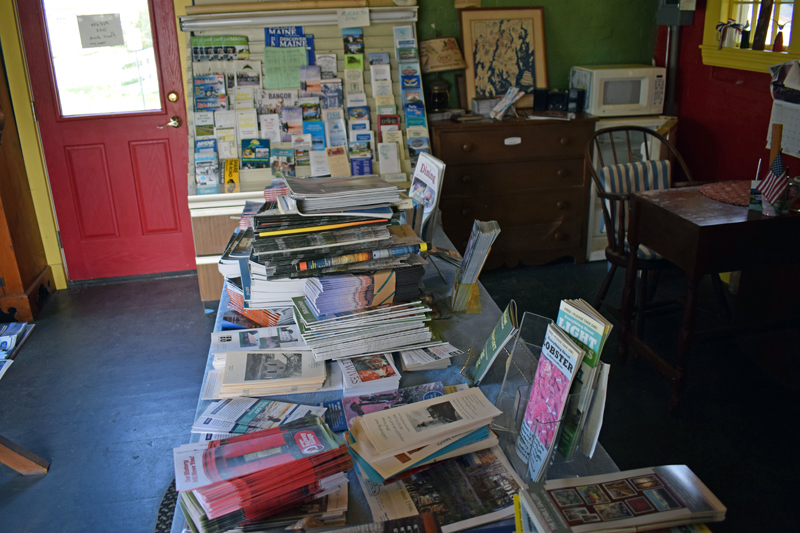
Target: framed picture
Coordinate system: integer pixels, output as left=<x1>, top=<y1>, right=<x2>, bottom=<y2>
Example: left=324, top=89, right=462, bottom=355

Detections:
left=459, top=7, right=548, bottom=109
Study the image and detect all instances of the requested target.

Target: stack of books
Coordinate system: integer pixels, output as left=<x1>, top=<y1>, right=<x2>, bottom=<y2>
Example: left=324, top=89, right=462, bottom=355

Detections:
left=518, top=465, right=726, bottom=532
left=338, top=353, right=401, bottom=396
left=174, top=416, right=352, bottom=533
left=292, top=298, right=443, bottom=362
left=346, top=388, right=502, bottom=484
left=212, top=349, right=326, bottom=398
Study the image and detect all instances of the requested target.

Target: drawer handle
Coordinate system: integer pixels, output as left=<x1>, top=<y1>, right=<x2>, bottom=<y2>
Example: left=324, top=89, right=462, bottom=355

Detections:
left=461, top=208, right=472, bottom=217
left=554, top=232, right=567, bottom=241
left=560, top=137, right=571, bottom=146
left=557, top=169, right=567, bottom=178
left=461, top=175, right=473, bottom=184
left=462, top=143, right=473, bottom=152
left=557, top=201, right=569, bottom=210
left=504, top=137, right=522, bottom=146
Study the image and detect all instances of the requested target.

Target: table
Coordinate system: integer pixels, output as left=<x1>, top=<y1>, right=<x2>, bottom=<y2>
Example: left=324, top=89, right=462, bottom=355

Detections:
left=619, top=187, right=800, bottom=407
left=171, top=228, right=618, bottom=533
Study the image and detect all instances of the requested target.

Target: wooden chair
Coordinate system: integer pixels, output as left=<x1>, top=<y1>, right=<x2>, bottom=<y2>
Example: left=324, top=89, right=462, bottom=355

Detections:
left=585, top=126, right=727, bottom=336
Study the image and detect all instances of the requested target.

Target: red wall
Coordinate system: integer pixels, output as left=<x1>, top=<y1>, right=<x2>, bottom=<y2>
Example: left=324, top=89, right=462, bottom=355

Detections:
left=658, top=1, right=782, bottom=181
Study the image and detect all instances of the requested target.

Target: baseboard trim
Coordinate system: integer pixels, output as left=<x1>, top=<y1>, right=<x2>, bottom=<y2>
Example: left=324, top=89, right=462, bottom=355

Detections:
left=67, top=270, right=197, bottom=289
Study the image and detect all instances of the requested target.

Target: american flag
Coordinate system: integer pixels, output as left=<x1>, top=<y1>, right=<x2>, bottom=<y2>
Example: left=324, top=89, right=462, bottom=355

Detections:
left=758, top=152, right=788, bottom=205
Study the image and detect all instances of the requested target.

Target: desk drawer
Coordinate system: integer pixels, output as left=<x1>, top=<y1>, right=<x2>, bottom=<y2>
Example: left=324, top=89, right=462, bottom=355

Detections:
left=439, top=188, right=584, bottom=228
left=436, top=123, right=589, bottom=164
left=443, top=159, right=585, bottom=197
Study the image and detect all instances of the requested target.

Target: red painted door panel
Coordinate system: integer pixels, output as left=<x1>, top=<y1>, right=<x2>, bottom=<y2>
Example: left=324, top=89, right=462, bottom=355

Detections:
left=18, top=0, right=196, bottom=280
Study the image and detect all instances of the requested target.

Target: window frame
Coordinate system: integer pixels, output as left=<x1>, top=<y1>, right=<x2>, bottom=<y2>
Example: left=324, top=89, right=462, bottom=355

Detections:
left=701, top=0, right=800, bottom=72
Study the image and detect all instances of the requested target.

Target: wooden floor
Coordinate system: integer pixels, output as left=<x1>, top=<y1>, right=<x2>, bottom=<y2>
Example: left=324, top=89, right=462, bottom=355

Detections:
left=0, top=276, right=213, bottom=533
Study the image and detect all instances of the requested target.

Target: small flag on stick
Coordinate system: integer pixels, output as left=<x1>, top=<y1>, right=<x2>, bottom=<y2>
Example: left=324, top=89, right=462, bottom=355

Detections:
left=758, top=152, right=788, bottom=205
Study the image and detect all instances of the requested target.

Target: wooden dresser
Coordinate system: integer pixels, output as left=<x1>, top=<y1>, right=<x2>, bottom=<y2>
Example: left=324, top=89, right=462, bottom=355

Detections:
left=430, top=116, right=597, bottom=269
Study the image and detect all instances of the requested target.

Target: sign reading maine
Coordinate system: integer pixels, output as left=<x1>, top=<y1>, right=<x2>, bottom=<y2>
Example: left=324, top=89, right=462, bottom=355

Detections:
left=77, top=14, right=125, bottom=49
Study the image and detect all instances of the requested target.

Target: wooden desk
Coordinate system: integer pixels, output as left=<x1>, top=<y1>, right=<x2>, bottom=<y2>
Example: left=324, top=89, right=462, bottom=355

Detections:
left=619, top=187, right=800, bottom=406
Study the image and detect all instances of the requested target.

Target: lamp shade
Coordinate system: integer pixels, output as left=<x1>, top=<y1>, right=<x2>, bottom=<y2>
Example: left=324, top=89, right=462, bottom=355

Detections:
left=420, top=37, right=466, bottom=73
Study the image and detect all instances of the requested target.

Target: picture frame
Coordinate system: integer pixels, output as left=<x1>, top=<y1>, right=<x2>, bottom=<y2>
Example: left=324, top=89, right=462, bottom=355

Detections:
left=459, top=7, right=548, bottom=109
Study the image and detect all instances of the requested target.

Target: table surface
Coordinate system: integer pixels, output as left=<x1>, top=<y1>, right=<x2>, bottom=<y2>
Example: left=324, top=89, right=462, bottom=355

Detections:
left=171, top=228, right=618, bottom=533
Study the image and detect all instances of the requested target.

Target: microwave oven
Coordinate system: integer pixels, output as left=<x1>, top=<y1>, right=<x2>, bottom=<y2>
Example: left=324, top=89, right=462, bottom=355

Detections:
left=570, top=64, right=665, bottom=117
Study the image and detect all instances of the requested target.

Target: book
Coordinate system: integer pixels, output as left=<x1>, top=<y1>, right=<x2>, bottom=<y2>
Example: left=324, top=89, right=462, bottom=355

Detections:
left=516, top=323, right=585, bottom=482
left=280, top=107, right=303, bottom=142
left=409, top=152, right=445, bottom=230
left=240, top=138, right=270, bottom=169
left=473, top=300, right=519, bottom=385
left=519, top=465, right=726, bottom=532
left=554, top=299, right=613, bottom=459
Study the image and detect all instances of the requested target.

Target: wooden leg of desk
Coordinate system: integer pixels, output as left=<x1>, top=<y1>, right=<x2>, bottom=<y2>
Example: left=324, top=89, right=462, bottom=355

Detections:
left=618, top=202, right=642, bottom=364
left=0, top=435, right=49, bottom=475
left=671, top=278, right=699, bottom=409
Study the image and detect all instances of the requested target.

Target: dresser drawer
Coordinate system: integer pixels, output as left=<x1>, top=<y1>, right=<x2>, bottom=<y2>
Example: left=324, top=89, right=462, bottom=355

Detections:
left=443, top=159, right=585, bottom=197
left=440, top=188, right=584, bottom=228
left=446, top=219, right=583, bottom=255
left=436, top=123, right=590, bottom=164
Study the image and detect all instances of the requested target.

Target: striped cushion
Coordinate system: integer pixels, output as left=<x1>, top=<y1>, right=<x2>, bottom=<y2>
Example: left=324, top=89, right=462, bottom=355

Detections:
left=599, top=161, right=671, bottom=261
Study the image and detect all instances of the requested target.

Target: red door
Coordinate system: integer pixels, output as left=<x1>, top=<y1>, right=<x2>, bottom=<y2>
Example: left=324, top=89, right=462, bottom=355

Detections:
left=18, top=0, right=196, bottom=280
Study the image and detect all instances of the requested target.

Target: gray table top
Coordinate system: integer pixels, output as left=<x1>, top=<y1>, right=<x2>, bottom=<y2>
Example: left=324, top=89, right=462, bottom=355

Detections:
left=172, top=227, right=617, bottom=532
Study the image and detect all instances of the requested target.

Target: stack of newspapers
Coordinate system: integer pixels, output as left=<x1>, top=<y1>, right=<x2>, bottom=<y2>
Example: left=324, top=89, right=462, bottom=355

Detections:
left=174, top=416, right=352, bottom=533
left=284, top=175, right=401, bottom=212
left=292, top=298, right=444, bottom=362
left=346, top=388, right=502, bottom=485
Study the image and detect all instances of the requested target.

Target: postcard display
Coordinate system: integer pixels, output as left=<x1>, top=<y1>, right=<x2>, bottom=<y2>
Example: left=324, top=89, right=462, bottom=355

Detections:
left=182, top=8, right=426, bottom=191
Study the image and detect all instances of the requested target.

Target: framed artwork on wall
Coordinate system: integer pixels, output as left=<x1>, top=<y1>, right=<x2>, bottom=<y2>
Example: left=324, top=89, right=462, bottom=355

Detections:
left=459, top=7, right=548, bottom=109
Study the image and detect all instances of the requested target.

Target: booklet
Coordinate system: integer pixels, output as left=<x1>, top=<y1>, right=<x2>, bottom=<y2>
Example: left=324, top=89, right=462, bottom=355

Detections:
left=211, top=325, right=305, bottom=354
left=516, top=323, right=585, bottom=482
left=409, top=152, right=446, bottom=229
left=473, top=300, right=519, bottom=385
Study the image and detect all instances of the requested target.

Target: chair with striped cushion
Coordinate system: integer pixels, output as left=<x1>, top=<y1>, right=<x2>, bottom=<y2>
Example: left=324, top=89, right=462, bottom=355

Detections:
left=585, top=126, right=696, bottom=331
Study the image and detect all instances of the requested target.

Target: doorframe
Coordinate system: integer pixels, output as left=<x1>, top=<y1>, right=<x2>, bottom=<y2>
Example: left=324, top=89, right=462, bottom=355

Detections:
left=1, top=0, right=194, bottom=289
left=0, top=0, right=66, bottom=289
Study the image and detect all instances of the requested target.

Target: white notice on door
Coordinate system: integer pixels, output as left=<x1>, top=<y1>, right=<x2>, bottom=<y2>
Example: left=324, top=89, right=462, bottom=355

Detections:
left=77, top=14, right=125, bottom=49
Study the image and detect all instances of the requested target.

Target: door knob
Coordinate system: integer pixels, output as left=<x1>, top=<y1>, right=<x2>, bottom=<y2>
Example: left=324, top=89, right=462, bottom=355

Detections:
left=167, top=92, right=179, bottom=102
left=157, top=116, right=182, bottom=129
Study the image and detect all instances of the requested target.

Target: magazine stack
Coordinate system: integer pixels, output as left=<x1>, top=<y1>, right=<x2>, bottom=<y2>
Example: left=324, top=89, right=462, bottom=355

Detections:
left=174, top=416, right=352, bottom=533
left=518, top=465, right=726, bottom=532
left=346, top=388, right=502, bottom=484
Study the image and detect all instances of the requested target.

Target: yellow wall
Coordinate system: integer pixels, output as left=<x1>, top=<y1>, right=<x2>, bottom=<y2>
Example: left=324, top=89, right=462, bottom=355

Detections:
left=0, top=0, right=193, bottom=289
left=174, top=0, right=192, bottom=113
left=0, top=0, right=67, bottom=289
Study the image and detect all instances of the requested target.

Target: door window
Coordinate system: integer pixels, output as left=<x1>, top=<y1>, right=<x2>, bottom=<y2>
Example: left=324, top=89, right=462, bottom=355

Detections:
left=42, top=0, right=162, bottom=117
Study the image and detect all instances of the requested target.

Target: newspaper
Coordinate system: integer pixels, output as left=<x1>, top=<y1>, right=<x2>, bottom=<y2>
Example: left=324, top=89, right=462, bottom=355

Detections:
left=192, top=397, right=326, bottom=436
left=210, top=325, right=305, bottom=354
left=350, top=387, right=501, bottom=460
left=358, top=445, right=525, bottom=533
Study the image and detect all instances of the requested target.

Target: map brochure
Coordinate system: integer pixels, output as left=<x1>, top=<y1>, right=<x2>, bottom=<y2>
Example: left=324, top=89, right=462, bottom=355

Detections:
left=516, top=323, right=585, bottom=483
left=554, top=299, right=613, bottom=459
left=519, top=465, right=726, bottom=532
left=473, top=300, right=519, bottom=386
left=408, top=152, right=445, bottom=228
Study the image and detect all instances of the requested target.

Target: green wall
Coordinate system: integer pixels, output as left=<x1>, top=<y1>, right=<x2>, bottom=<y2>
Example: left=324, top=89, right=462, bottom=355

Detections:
left=417, top=0, right=660, bottom=108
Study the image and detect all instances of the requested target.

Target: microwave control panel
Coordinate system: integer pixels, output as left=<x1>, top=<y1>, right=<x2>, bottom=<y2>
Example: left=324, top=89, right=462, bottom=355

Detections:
left=652, top=75, right=665, bottom=108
